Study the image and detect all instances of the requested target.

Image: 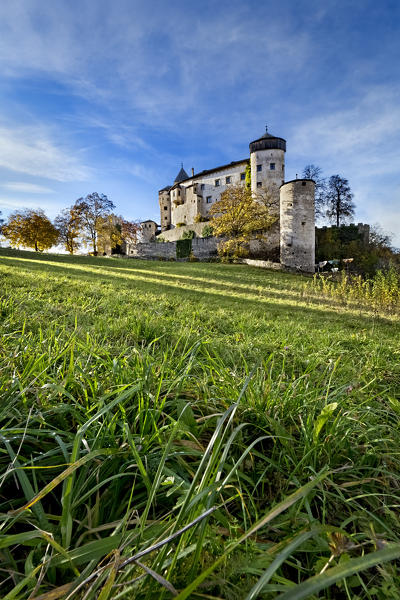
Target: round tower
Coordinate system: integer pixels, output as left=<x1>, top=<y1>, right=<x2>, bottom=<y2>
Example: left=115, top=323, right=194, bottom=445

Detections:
left=280, top=179, right=315, bottom=273
left=249, top=128, right=286, bottom=203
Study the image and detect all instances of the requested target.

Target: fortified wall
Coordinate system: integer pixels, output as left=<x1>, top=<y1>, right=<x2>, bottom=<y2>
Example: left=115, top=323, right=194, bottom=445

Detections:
left=129, top=237, right=219, bottom=260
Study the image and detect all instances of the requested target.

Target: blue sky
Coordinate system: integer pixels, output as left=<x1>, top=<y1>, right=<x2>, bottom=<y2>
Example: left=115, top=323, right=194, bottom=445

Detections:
left=0, top=0, right=399, bottom=245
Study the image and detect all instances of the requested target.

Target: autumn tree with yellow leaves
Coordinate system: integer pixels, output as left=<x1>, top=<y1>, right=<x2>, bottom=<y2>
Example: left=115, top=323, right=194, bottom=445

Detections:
left=2, top=209, right=59, bottom=252
left=209, top=184, right=277, bottom=259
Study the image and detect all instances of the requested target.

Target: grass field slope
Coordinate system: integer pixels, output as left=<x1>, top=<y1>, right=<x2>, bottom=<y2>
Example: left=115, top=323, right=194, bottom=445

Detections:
left=1, top=248, right=400, bottom=599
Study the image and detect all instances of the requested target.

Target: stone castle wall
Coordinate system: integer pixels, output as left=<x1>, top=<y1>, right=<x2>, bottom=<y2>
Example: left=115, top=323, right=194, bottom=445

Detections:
left=157, top=222, right=208, bottom=242
left=129, top=237, right=219, bottom=260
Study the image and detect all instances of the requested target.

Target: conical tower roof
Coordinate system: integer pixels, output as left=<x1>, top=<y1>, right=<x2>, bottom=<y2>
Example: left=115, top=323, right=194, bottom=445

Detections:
left=174, top=165, right=189, bottom=183
left=249, top=127, right=286, bottom=153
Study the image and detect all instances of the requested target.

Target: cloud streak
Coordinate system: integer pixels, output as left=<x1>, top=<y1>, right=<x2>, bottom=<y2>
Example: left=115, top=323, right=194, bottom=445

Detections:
left=2, top=182, right=54, bottom=194
left=0, top=125, right=91, bottom=182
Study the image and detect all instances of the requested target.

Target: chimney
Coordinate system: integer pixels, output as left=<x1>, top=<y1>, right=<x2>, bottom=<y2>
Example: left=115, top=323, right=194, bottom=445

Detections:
left=191, top=167, right=194, bottom=177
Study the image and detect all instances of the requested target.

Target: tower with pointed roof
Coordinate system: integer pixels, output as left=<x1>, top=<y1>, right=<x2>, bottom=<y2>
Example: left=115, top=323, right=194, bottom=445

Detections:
left=174, top=164, right=189, bottom=183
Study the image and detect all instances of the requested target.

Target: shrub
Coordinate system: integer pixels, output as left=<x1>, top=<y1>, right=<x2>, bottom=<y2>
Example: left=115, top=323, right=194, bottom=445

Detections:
left=176, top=222, right=186, bottom=228
left=176, top=238, right=192, bottom=258
left=202, top=225, right=214, bottom=238
left=182, top=230, right=195, bottom=240
left=306, top=265, right=400, bottom=315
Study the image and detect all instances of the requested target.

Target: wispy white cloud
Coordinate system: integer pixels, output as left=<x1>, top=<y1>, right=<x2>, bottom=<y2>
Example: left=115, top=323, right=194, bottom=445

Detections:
left=0, top=196, right=61, bottom=217
left=0, top=125, right=91, bottom=182
left=290, top=84, right=400, bottom=177
left=2, top=182, right=54, bottom=194
left=0, top=1, right=312, bottom=131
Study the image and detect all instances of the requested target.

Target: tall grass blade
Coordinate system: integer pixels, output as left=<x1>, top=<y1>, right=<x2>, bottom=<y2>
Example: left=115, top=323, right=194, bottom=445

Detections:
left=276, top=543, right=400, bottom=599
left=175, top=469, right=329, bottom=599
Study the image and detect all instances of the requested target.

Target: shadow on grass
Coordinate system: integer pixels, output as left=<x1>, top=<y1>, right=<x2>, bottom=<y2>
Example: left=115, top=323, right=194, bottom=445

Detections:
left=1, top=254, right=398, bottom=334
left=0, top=248, right=299, bottom=288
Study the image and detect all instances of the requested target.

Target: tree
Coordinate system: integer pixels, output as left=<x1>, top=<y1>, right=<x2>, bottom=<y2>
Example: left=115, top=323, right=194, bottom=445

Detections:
left=209, top=185, right=277, bottom=259
left=302, top=164, right=326, bottom=220
left=96, top=214, right=122, bottom=255
left=55, top=207, right=82, bottom=254
left=120, top=219, right=141, bottom=247
left=93, top=215, right=141, bottom=255
left=73, top=193, right=115, bottom=255
left=325, top=175, right=355, bottom=227
left=2, top=209, right=59, bottom=252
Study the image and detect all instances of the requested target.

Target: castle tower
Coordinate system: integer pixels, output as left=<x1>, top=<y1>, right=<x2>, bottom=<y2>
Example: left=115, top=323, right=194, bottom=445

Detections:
left=159, top=186, right=172, bottom=231
left=158, top=165, right=190, bottom=231
left=280, top=179, right=315, bottom=272
left=249, top=128, right=286, bottom=201
left=249, top=128, right=286, bottom=253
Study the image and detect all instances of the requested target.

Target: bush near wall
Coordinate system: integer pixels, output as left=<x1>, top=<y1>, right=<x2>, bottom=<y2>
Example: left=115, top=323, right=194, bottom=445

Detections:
left=176, top=238, right=192, bottom=258
left=315, top=224, right=398, bottom=276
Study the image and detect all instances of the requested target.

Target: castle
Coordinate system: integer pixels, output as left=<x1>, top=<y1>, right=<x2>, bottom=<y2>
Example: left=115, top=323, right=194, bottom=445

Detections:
left=149, top=129, right=316, bottom=271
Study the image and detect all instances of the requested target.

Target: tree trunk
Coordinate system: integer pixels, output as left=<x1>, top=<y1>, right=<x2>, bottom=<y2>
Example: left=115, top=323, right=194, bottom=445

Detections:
left=336, top=192, right=340, bottom=227
left=35, top=241, right=38, bottom=252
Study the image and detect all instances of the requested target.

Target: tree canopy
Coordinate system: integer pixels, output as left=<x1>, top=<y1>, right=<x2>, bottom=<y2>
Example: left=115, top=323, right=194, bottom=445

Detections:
left=209, top=185, right=277, bottom=258
left=325, top=175, right=355, bottom=227
left=2, top=209, right=59, bottom=252
left=55, top=207, right=82, bottom=254
left=72, top=193, right=115, bottom=255
left=302, top=164, right=326, bottom=220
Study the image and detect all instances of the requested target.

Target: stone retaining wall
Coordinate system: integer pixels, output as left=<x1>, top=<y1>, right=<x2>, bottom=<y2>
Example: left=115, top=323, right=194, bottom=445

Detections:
left=243, top=258, right=282, bottom=270
left=128, top=237, right=219, bottom=260
left=157, top=222, right=208, bottom=241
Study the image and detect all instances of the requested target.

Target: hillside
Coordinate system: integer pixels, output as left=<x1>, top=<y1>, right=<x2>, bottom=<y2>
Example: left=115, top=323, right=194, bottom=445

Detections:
left=1, top=248, right=400, bottom=599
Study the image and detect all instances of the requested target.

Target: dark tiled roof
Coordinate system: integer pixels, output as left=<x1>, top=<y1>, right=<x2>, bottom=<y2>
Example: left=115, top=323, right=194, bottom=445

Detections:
left=174, top=167, right=189, bottom=183
left=249, top=131, right=286, bottom=153
left=160, top=158, right=249, bottom=192
left=177, top=159, right=249, bottom=185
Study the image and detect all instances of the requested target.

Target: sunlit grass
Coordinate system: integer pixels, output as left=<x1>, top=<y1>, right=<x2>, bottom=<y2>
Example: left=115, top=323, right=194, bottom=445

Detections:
left=1, top=248, right=400, bottom=599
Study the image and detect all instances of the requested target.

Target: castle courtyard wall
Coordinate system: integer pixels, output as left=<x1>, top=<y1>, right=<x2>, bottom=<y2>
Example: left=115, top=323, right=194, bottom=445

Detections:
left=128, top=237, right=219, bottom=260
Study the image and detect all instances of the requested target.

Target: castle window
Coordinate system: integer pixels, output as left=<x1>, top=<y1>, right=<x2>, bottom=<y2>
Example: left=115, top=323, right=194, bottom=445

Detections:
left=178, top=189, right=181, bottom=195
left=206, top=196, right=212, bottom=203
left=215, top=179, right=220, bottom=187
left=302, top=181, right=306, bottom=186
left=257, top=182, right=262, bottom=188
left=164, top=206, right=167, bottom=210
left=270, top=163, right=275, bottom=170
left=240, top=172, right=245, bottom=180
left=225, top=176, right=231, bottom=184
left=200, top=183, right=205, bottom=190
left=257, top=164, right=262, bottom=172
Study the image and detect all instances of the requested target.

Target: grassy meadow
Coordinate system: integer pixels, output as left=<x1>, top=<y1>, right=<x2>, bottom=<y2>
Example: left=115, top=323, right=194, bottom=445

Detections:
left=1, top=248, right=400, bottom=599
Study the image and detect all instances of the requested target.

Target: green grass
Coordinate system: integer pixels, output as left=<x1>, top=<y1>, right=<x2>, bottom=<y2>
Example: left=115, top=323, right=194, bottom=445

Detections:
left=0, top=248, right=400, bottom=599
